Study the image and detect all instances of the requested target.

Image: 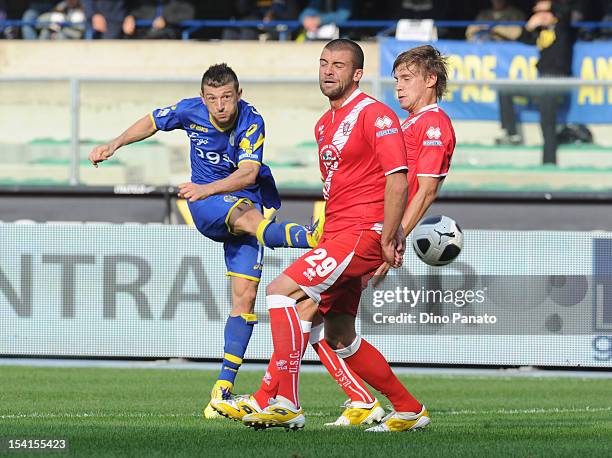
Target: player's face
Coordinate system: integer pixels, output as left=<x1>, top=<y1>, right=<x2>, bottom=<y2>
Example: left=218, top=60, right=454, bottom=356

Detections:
left=319, top=48, right=363, bottom=101
left=394, top=63, right=436, bottom=113
left=201, top=83, right=242, bottom=127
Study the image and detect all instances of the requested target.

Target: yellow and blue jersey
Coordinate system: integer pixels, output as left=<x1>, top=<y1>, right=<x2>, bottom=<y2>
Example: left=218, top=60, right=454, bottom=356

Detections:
left=151, top=97, right=280, bottom=209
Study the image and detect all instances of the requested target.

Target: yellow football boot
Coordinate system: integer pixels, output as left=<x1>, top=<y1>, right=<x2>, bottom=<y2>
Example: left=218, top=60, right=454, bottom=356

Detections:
left=365, top=405, right=430, bottom=432
left=242, top=397, right=305, bottom=430
left=211, top=394, right=262, bottom=422
left=202, top=380, right=233, bottom=420
left=325, top=399, right=386, bottom=426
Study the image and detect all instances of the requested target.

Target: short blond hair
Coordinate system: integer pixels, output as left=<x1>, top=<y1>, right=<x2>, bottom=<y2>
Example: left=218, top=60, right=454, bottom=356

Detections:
left=393, top=45, right=448, bottom=100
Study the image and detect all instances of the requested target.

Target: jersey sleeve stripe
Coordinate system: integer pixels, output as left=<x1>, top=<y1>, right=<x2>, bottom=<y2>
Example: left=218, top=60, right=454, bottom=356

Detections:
left=253, top=134, right=265, bottom=151
left=149, top=112, right=158, bottom=130
left=238, top=159, right=262, bottom=166
left=416, top=173, right=448, bottom=177
left=384, top=166, right=408, bottom=176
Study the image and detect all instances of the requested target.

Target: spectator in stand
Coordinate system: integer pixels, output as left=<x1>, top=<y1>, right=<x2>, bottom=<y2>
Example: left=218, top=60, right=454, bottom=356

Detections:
left=37, top=0, right=86, bottom=39
left=387, top=0, right=449, bottom=20
left=222, top=1, right=305, bottom=40
left=298, top=0, right=353, bottom=40
left=21, top=1, right=55, bottom=39
left=497, top=0, right=577, bottom=164
left=466, top=0, right=525, bottom=41
left=123, top=0, right=194, bottom=39
left=81, top=0, right=125, bottom=38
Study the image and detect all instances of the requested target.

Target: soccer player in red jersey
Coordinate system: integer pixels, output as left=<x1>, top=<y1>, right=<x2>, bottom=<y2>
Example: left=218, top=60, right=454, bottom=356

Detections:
left=374, top=45, right=456, bottom=281
left=234, top=39, right=430, bottom=432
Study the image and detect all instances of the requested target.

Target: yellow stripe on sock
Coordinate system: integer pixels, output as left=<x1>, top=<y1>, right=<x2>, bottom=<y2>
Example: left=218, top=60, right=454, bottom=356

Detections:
left=256, top=219, right=272, bottom=246
left=240, top=313, right=258, bottom=323
left=285, top=223, right=299, bottom=248
left=224, top=353, right=243, bottom=365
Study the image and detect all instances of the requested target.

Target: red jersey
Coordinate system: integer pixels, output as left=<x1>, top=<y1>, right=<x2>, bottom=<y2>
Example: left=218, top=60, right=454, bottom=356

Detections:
left=315, top=89, right=407, bottom=236
left=401, top=103, right=455, bottom=202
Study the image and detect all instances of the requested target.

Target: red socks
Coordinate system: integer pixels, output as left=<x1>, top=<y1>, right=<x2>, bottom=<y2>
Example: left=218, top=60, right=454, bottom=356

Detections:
left=340, top=336, right=421, bottom=413
left=253, top=320, right=311, bottom=409
left=309, top=324, right=375, bottom=404
left=254, top=322, right=377, bottom=408
left=264, top=295, right=304, bottom=408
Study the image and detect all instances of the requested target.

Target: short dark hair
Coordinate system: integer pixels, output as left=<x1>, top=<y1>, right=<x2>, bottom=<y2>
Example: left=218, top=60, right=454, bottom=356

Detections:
left=201, top=63, right=239, bottom=92
left=324, top=39, right=364, bottom=70
left=393, top=45, right=448, bottom=100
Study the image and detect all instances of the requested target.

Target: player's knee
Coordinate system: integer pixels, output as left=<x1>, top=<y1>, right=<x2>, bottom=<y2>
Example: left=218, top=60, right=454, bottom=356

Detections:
left=324, top=329, right=356, bottom=351
left=231, top=284, right=257, bottom=314
left=329, top=334, right=361, bottom=358
left=230, top=205, right=262, bottom=235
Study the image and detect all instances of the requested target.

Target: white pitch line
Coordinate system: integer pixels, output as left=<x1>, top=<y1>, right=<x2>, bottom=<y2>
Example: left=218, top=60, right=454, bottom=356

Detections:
left=443, top=406, right=612, bottom=416
left=0, top=407, right=609, bottom=420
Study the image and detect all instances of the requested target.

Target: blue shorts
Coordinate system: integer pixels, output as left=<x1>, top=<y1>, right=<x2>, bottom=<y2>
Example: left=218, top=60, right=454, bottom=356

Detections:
left=188, top=194, right=264, bottom=282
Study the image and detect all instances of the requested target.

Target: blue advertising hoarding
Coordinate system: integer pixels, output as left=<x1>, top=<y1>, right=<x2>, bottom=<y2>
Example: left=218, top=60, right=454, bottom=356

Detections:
left=380, top=39, right=612, bottom=123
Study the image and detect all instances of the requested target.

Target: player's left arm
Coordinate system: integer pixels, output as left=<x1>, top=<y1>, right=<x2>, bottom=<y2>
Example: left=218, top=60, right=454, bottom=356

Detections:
left=178, top=162, right=260, bottom=202
left=179, top=119, right=265, bottom=202
left=401, top=118, right=454, bottom=235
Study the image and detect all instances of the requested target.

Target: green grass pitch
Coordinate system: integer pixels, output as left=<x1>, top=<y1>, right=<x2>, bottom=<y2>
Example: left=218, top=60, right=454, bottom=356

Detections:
left=1, top=366, right=611, bottom=457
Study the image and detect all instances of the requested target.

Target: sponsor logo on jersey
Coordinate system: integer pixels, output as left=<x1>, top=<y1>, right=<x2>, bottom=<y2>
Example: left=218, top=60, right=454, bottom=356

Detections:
left=189, top=132, right=209, bottom=146
left=223, top=195, right=240, bottom=202
left=156, top=108, right=171, bottom=118
left=245, top=123, right=258, bottom=137
left=229, top=130, right=235, bottom=146
left=374, top=115, right=393, bottom=129
left=303, top=267, right=316, bottom=281
left=423, top=140, right=443, bottom=146
left=318, top=136, right=324, bottom=144
left=189, top=123, right=209, bottom=133
left=318, top=124, right=325, bottom=134
left=276, top=359, right=288, bottom=371
left=342, top=121, right=351, bottom=136
left=426, top=126, right=442, bottom=140
left=253, top=263, right=263, bottom=271
left=376, top=128, right=399, bottom=138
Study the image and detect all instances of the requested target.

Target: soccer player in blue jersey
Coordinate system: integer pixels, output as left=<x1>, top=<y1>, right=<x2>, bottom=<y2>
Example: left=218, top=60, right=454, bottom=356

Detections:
left=88, top=63, right=320, bottom=419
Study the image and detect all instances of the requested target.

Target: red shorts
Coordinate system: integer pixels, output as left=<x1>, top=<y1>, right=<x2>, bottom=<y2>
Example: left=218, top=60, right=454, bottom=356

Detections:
left=284, top=230, right=383, bottom=316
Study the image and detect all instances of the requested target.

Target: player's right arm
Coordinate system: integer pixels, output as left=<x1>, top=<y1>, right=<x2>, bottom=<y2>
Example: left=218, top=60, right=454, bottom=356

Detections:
left=89, top=101, right=183, bottom=168
left=365, top=105, right=409, bottom=267
left=88, top=115, right=158, bottom=167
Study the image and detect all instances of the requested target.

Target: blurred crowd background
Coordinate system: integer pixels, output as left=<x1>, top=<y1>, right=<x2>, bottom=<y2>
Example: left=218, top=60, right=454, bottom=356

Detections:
left=1, top=0, right=611, bottom=41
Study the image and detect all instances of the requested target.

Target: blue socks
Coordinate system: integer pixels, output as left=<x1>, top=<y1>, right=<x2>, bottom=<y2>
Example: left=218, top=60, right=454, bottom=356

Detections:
left=256, top=220, right=313, bottom=249
left=218, top=313, right=258, bottom=385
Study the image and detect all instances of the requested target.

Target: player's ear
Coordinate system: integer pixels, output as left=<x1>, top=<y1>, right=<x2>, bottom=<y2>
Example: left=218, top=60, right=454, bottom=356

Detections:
left=426, top=73, right=437, bottom=89
left=353, top=68, right=363, bottom=83
left=237, top=87, right=243, bottom=100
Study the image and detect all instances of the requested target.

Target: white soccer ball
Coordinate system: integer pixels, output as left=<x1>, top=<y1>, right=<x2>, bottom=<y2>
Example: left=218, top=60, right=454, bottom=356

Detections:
left=412, top=215, right=463, bottom=266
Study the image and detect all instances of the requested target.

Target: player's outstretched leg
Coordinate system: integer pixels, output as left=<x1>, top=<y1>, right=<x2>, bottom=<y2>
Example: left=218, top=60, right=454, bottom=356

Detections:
left=203, top=277, right=258, bottom=419
left=229, top=200, right=322, bottom=249
left=333, top=335, right=430, bottom=432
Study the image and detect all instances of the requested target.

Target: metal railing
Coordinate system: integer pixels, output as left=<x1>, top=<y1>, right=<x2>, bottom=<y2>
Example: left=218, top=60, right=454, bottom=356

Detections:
left=1, top=75, right=612, bottom=185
